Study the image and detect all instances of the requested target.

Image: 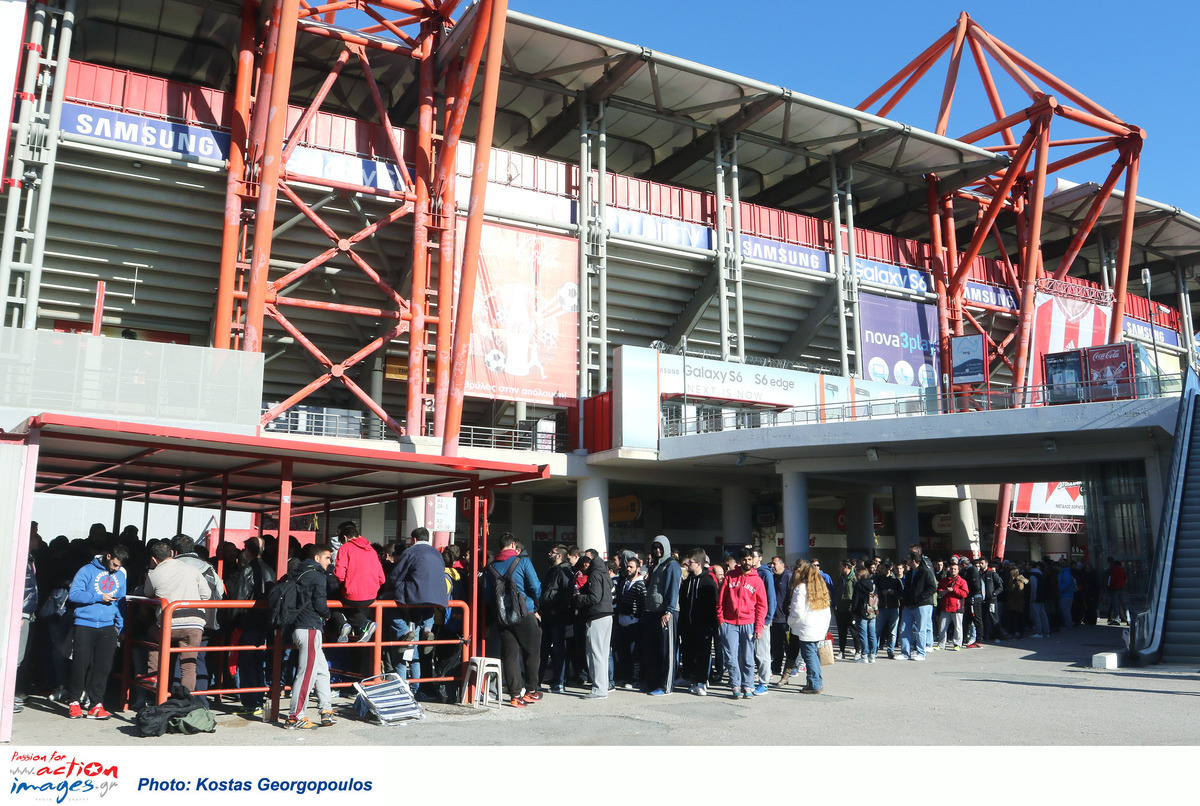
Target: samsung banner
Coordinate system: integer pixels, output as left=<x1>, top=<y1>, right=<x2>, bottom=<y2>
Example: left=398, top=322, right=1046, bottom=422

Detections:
left=1122, top=316, right=1180, bottom=347
left=859, top=294, right=940, bottom=387
left=460, top=222, right=579, bottom=406
left=61, top=103, right=231, bottom=160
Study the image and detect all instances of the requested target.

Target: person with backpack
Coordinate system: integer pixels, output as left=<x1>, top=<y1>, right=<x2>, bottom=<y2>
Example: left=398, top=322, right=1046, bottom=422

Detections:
left=852, top=566, right=879, bottom=662
left=483, top=533, right=542, bottom=708
left=388, top=527, right=450, bottom=696
left=277, top=543, right=335, bottom=730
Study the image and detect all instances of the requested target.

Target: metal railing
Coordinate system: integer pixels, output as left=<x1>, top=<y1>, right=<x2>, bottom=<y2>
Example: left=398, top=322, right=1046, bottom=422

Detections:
left=660, top=372, right=1187, bottom=437
left=459, top=424, right=568, bottom=452
left=120, top=596, right=472, bottom=720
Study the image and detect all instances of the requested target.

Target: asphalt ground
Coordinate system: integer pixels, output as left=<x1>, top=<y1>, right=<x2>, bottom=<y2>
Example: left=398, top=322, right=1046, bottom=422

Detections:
left=9, top=622, right=1198, bottom=747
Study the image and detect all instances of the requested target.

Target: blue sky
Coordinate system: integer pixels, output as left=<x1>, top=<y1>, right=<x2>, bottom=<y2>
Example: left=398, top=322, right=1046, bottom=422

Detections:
left=505, top=0, right=1199, bottom=214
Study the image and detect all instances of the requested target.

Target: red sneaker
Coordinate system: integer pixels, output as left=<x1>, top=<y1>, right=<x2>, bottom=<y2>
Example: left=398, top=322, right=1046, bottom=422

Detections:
left=87, top=704, right=112, bottom=720
left=523, top=690, right=544, bottom=702
left=68, top=702, right=84, bottom=719
left=508, top=696, right=527, bottom=708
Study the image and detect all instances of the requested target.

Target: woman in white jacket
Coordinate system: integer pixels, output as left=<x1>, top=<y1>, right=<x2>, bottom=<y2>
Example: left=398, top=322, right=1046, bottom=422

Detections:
left=786, top=561, right=832, bottom=694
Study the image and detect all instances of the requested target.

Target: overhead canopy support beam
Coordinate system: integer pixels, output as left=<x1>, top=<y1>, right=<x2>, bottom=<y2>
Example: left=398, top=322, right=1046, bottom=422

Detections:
left=645, top=96, right=782, bottom=182
left=519, top=52, right=645, bottom=153
left=750, top=129, right=905, bottom=207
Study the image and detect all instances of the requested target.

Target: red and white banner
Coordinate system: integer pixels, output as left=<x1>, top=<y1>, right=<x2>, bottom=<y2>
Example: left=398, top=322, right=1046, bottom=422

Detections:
left=461, top=222, right=579, bottom=405
left=1014, top=481, right=1086, bottom=517
left=1029, top=291, right=1111, bottom=389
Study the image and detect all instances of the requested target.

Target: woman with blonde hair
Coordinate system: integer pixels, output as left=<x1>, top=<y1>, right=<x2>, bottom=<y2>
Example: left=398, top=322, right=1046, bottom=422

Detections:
left=787, top=560, right=832, bottom=694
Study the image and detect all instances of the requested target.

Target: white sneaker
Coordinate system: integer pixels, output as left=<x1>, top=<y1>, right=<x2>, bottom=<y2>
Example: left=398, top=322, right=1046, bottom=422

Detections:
left=696, top=684, right=708, bottom=697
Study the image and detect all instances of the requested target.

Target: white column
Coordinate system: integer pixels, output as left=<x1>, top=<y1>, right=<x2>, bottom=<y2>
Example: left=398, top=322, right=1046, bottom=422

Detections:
left=577, top=476, right=609, bottom=557
left=360, top=502, right=386, bottom=542
left=403, top=496, right=425, bottom=538
left=512, top=492, right=534, bottom=542
left=782, top=471, right=809, bottom=564
left=951, top=485, right=981, bottom=557
left=845, top=489, right=874, bottom=554
left=722, top=485, right=753, bottom=547
left=893, top=484, right=919, bottom=550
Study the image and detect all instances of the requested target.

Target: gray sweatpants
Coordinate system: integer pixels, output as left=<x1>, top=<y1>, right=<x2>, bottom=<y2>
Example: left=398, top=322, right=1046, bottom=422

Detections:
left=586, top=615, right=613, bottom=695
left=754, top=621, right=772, bottom=686
left=289, top=628, right=331, bottom=719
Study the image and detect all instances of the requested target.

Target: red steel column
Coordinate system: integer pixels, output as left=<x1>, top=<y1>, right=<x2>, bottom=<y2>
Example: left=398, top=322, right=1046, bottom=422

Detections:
left=926, top=177, right=953, bottom=391
left=268, top=458, right=293, bottom=723
left=406, top=26, right=436, bottom=433
left=215, top=0, right=257, bottom=350
left=444, top=0, right=508, bottom=456
left=1010, top=116, right=1052, bottom=402
left=432, top=62, right=461, bottom=439
left=992, top=482, right=1013, bottom=560
left=1108, top=137, right=1143, bottom=343
left=244, top=0, right=301, bottom=354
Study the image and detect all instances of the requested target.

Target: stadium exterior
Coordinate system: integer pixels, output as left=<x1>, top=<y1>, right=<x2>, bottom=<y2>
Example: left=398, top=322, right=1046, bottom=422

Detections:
left=1, top=0, right=1199, bottom=739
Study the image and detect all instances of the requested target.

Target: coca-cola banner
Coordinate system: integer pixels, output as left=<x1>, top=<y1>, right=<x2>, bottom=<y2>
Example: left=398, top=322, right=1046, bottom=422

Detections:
left=1084, top=343, right=1136, bottom=402
left=1029, top=292, right=1111, bottom=389
left=461, top=222, right=579, bottom=405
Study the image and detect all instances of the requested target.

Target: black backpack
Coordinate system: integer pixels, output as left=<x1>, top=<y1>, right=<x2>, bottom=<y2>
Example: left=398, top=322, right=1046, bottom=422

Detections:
left=135, top=685, right=211, bottom=737
left=267, top=569, right=312, bottom=631
left=488, top=559, right=528, bottom=626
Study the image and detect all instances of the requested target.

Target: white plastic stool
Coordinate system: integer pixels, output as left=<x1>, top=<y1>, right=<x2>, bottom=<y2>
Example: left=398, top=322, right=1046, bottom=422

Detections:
left=460, top=656, right=503, bottom=708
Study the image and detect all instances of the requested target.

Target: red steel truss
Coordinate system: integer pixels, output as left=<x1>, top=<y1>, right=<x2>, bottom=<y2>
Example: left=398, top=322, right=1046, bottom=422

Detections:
left=214, top=0, right=507, bottom=455
left=859, top=13, right=1143, bottom=559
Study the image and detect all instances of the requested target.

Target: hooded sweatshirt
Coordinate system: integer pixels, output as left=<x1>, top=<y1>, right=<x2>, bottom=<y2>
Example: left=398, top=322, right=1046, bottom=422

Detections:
left=644, top=535, right=681, bottom=616
left=68, top=556, right=127, bottom=632
left=716, top=567, right=767, bottom=628
left=390, top=540, right=449, bottom=607
left=335, top=535, right=386, bottom=601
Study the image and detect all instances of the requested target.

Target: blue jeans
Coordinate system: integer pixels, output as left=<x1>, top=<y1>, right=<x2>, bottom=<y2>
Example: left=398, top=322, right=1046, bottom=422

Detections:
left=390, top=610, right=435, bottom=692
left=855, top=617, right=878, bottom=657
left=798, top=640, right=822, bottom=691
left=877, top=607, right=900, bottom=650
left=719, top=623, right=756, bottom=692
left=900, top=605, right=932, bottom=658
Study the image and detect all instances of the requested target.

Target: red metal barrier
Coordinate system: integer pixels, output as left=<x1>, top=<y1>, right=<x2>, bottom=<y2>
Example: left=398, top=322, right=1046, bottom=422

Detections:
left=121, top=596, right=472, bottom=720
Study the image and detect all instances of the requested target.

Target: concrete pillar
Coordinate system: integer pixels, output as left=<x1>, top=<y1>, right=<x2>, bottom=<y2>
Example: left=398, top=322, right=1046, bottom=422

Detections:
left=403, top=496, right=425, bottom=538
left=722, top=485, right=753, bottom=547
left=951, top=485, right=981, bottom=557
left=360, top=502, right=386, bottom=542
left=893, top=484, right=919, bottom=550
left=512, top=491, right=534, bottom=542
left=781, top=470, right=809, bottom=564
left=845, top=489, right=874, bottom=555
left=577, top=476, right=609, bottom=557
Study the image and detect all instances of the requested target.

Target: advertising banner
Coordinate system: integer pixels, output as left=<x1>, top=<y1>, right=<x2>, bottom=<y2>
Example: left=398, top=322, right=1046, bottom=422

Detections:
left=1014, top=481, right=1086, bottom=516
left=461, top=223, right=579, bottom=405
left=1084, top=343, right=1136, bottom=402
left=853, top=257, right=932, bottom=294
left=656, top=352, right=820, bottom=408
left=951, top=334, right=987, bottom=385
left=1122, top=315, right=1181, bottom=347
left=1042, top=350, right=1085, bottom=405
left=858, top=293, right=940, bottom=388
left=60, top=103, right=232, bottom=160
left=1029, top=291, right=1111, bottom=389
left=738, top=234, right=830, bottom=273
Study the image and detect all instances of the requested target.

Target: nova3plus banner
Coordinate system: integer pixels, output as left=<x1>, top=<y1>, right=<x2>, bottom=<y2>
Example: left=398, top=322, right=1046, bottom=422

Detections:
left=461, top=223, right=579, bottom=405
left=858, top=293, right=940, bottom=388
left=1029, top=291, right=1111, bottom=389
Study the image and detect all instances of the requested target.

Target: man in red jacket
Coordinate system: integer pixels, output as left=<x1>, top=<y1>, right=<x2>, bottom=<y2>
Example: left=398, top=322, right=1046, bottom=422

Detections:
left=716, top=547, right=767, bottom=700
left=935, top=560, right=969, bottom=650
left=333, top=521, right=385, bottom=642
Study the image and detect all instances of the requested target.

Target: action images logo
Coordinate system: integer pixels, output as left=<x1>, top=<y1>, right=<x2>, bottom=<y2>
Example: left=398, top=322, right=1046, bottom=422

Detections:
left=9, top=750, right=119, bottom=803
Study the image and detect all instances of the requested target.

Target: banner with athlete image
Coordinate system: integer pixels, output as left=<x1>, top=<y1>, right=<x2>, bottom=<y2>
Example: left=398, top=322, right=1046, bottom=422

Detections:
left=459, top=222, right=579, bottom=405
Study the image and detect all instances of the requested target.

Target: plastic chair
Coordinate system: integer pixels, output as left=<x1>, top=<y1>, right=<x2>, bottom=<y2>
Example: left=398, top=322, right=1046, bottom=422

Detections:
left=459, top=656, right=502, bottom=708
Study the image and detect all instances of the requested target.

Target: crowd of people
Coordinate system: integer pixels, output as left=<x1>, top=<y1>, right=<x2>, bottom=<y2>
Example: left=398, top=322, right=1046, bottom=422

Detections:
left=14, top=518, right=1133, bottom=726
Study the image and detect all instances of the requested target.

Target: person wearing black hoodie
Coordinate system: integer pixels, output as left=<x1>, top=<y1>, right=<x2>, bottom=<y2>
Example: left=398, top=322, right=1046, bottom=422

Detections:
left=575, top=549, right=614, bottom=698
left=283, top=543, right=334, bottom=731
left=678, top=549, right=718, bottom=696
left=642, top=535, right=682, bottom=696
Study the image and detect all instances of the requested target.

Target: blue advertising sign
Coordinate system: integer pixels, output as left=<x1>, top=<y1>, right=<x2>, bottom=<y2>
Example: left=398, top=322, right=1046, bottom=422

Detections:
left=859, top=293, right=940, bottom=388
left=606, top=208, right=712, bottom=249
left=853, top=257, right=932, bottom=294
left=963, top=281, right=1020, bottom=311
left=738, top=234, right=830, bottom=273
left=1122, top=317, right=1180, bottom=347
left=61, top=103, right=231, bottom=160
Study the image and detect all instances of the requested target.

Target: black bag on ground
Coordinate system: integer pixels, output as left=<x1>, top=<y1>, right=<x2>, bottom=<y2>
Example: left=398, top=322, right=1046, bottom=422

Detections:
left=135, top=685, right=211, bottom=737
left=488, top=560, right=528, bottom=626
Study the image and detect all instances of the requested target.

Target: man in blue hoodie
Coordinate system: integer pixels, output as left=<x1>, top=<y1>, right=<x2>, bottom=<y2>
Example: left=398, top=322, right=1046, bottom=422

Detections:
left=66, top=545, right=128, bottom=719
left=641, top=535, right=681, bottom=696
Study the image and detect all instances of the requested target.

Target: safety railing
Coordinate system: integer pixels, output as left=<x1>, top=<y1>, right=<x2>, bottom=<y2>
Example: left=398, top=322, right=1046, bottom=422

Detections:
left=121, top=596, right=472, bottom=720
left=660, top=372, right=1187, bottom=437
left=1130, top=365, right=1199, bottom=661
